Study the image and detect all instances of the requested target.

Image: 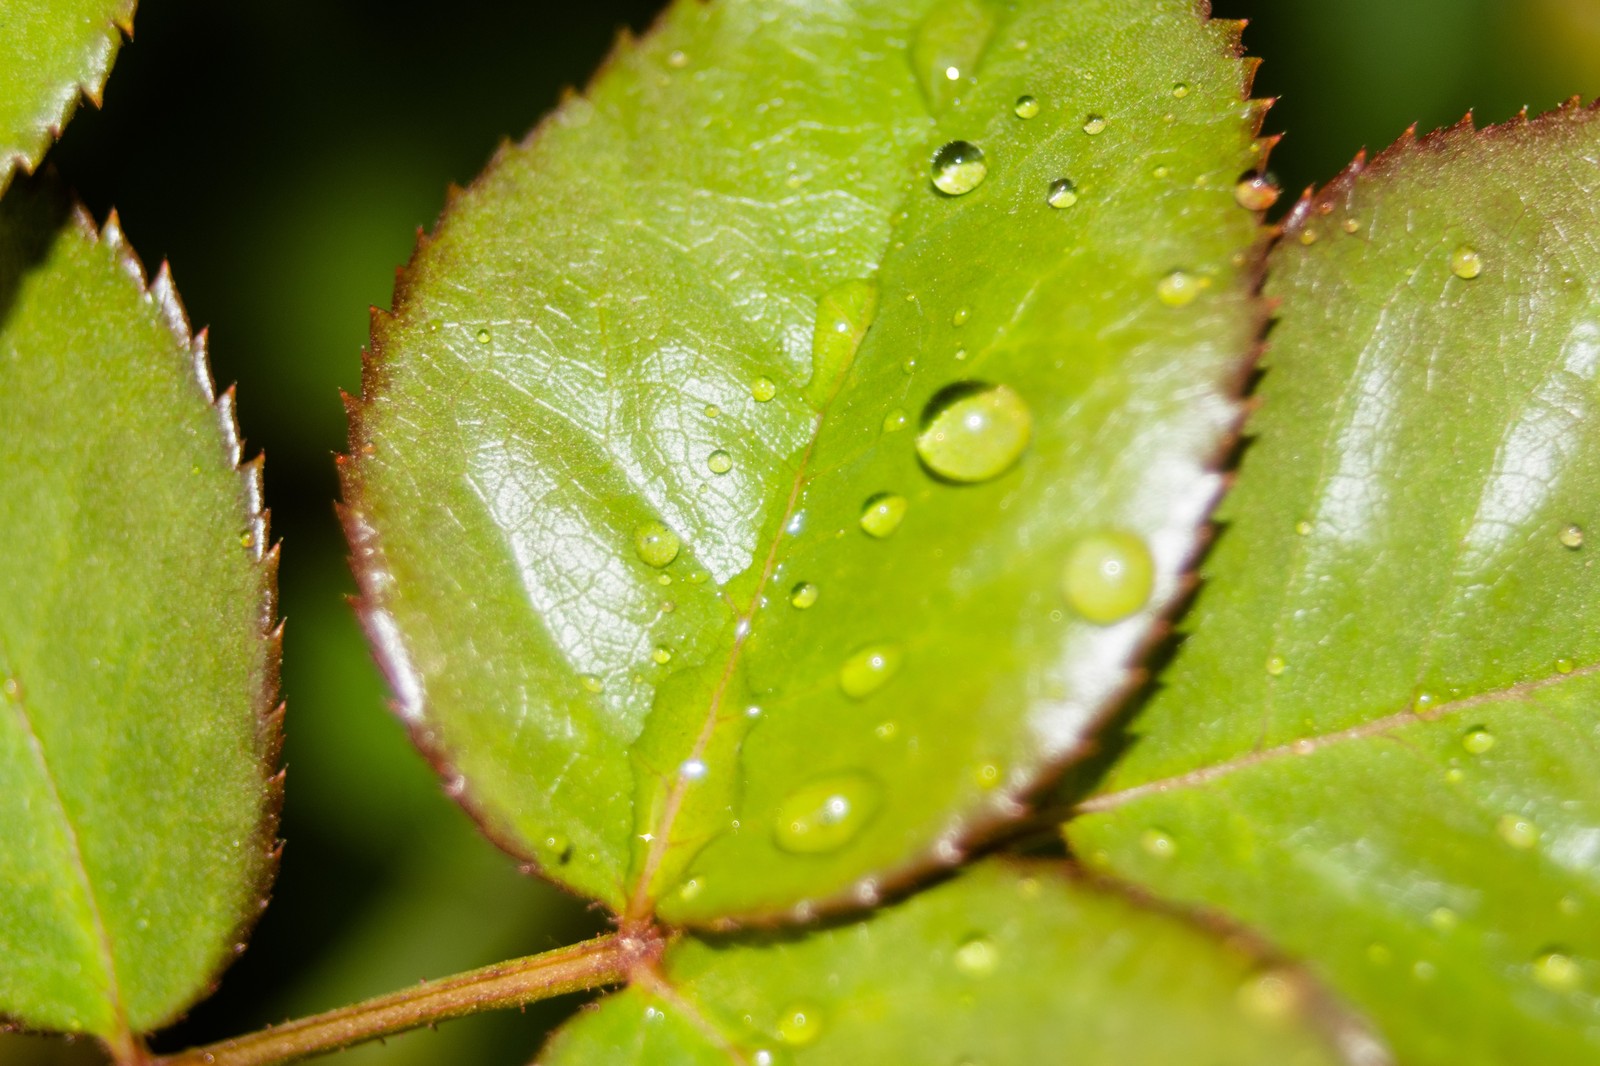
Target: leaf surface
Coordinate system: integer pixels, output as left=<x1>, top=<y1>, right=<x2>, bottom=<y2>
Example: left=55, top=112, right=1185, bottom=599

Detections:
left=1069, top=105, right=1600, bottom=1064
left=0, top=180, right=279, bottom=1049
left=0, top=0, right=135, bottom=193
left=347, top=0, right=1269, bottom=924
left=538, top=860, right=1368, bottom=1065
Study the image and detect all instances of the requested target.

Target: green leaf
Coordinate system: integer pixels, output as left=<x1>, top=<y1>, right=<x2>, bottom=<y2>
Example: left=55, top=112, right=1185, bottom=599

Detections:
left=538, top=860, right=1366, bottom=1065
left=0, top=180, right=279, bottom=1050
left=1068, top=105, right=1600, bottom=1065
left=0, top=0, right=136, bottom=194
left=346, top=0, right=1269, bottom=924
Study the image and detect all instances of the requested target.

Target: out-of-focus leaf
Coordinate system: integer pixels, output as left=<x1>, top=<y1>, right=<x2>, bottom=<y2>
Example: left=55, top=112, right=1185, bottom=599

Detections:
left=537, top=860, right=1370, bottom=1065
left=0, top=0, right=136, bottom=194
left=346, top=0, right=1270, bottom=925
left=0, top=180, right=279, bottom=1051
left=1069, top=105, right=1600, bottom=1065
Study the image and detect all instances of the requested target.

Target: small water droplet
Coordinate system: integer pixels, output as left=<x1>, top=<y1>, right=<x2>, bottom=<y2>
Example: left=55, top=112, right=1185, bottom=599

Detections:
left=1533, top=951, right=1583, bottom=992
left=774, top=774, right=881, bottom=853
left=1013, top=94, right=1039, bottom=119
left=1498, top=814, right=1540, bottom=850
left=652, top=646, right=673, bottom=665
left=580, top=674, right=604, bottom=694
left=916, top=383, right=1033, bottom=483
left=1266, top=655, right=1287, bottom=677
left=953, top=935, right=1000, bottom=977
left=973, top=762, right=1001, bottom=789
left=677, top=877, right=704, bottom=901
left=1295, top=520, right=1313, bottom=536
left=1445, top=767, right=1465, bottom=783
left=874, top=720, right=898, bottom=740
left=1462, top=728, right=1496, bottom=755
left=775, top=1002, right=824, bottom=1046
left=751, top=376, right=778, bottom=403
left=1557, top=657, right=1576, bottom=675
left=475, top=327, right=491, bottom=344
left=839, top=644, right=903, bottom=699
left=1299, top=228, right=1319, bottom=246
left=859, top=493, right=909, bottom=538
left=1237, top=970, right=1300, bottom=1021
left=1560, top=523, right=1584, bottom=549
left=1157, top=269, right=1207, bottom=307
left=1061, top=530, right=1155, bottom=625
left=1451, top=245, right=1484, bottom=280
left=1429, top=906, right=1459, bottom=932
left=1046, top=178, right=1079, bottom=209
left=1082, top=114, right=1107, bottom=135
left=704, top=404, right=721, bottom=418
left=1343, top=218, right=1362, bottom=234
left=1234, top=172, right=1281, bottom=211
left=790, top=582, right=819, bottom=609
left=633, top=521, right=681, bottom=568
left=707, top=449, right=733, bottom=475
left=1172, top=82, right=1190, bottom=99
left=953, top=347, right=967, bottom=361
left=679, top=758, right=708, bottom=781
left=882, top=408, right=908, bottom=434
left=1140, top=828, right=1178, bottom=860
left=667, top=49, right=688, bottom=68
left=807, top=279, right=879, bottom=405
left=952, top=307, right=970, bottom=326
left=931, top=140, right=988, bottom=196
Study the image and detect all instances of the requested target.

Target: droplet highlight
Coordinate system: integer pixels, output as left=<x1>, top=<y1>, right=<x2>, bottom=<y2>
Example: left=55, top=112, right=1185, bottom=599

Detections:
left=1061, top=530, right=1155, bottom=625
left=1533, top=951, right=1583, bottom=993
left=859, top=493, right=908, bottom=538
left=882, top=408, right=909, bottom=434
left=915, top=383, right=1033, bottom=483
left=839, top=644, right=903, bottom=699
left=774, top=773, right=881, bottom=853
left=633, top=521, right=681, bottom=569
left=931, top=140, right=988, bottom=196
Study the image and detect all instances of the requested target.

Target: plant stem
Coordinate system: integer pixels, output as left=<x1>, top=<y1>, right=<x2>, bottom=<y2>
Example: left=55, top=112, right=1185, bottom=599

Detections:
left=152, top=931, right=659, bottom=1066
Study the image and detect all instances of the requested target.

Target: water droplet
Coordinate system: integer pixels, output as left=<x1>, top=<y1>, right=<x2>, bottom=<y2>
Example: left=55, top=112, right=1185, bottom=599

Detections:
left=1140, top=828, right=1178, bottom=860
left=952, top=307, right=970, bottom=326
left=1061, top=530, right=1155, bottom=625
left=426, top=318, right=442, bottom=333
left=1234, top=173, right=1281, bottom=211
left=580, top=674, right=604, bottom=694
left=751, top=376, right=778, bottom=403
left=1265, top=655, right=1287, bottom=677
left=874, top=720, right=898, bottom=740
left=973, top=763, right=1001, bottom=789
left=1417, top=959, right=1441, bottom=983
left=704, top=404, right=721, bottom=418
left=953, top=347, right=967, bottom=362
left=1014, top=94, right=1039, bottom=119
left=881, top=408, right=908, bottom=434
left=1366, top=943, right=1392, bottom=966
left=475, top=327, right=491, bottom=344
left=652, top=646, right=673, bottom=665
left=1429, top=907, right=1459, bottom=932
left=1445, top=767, right=1465, bottom=783
left=1451, top=245, right=1483, bottom=280
left=915, top=383, right=1033, bottom=483
left=633, top=521, right=681, bottom=568
left=775, top=1002, right=824, bottom=1046
left=679, top=758, right=708, bottom=781
left=667, top=49, right=689, bottom=68
left=1295, top=520, right=1313, bottom=536
left=677, top=877, right=704, bottom=901
left=1498, top=814, right=1540, bottom=850
left=1299, top=228, right=1319, bottom=246
left=1343, top=218, right=1362, bottom=234
left=1046, top=178, right=1079, bottom=209
left=1557, top=657, right=1576, bottom=675
left=1237, top=970, right=1300, bottom=1021
left=1533, top=951, right=1583, bottom=992
left=1560, top=523, right=1584, bottom=549
left=931, top=140, right=988, bottom=196
left=953, top=935, right=1000, bottom=977
left=859, top=493, right=908, bottom=538
left=1157, top=269, right=1207, bottom=307
left=1172, top=82, right=1190, bottom=99
left=707, top=449, right=734, bottom=475
left=774, top=774, right=881, bottom=853
left=806, top=279, right=879, bottom=406
left=839, top=644, right=903, bottom=699
left=1082, top=114, right=1107, bottom=135
left=790, top=582, right=819, bottom=609
left=1462, top=728, right=1496, bottom=755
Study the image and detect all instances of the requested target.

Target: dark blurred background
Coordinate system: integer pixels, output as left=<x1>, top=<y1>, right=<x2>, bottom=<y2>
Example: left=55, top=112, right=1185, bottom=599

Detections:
left=5, top=1, right=1598, bottom=1062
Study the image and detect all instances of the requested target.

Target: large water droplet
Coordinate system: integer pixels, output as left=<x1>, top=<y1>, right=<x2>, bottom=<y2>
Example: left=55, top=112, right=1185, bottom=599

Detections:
left=1233, top=172, right=1281, bottom=211
left=790, top=582, right=819, bottom=609
left=633, top=521, right=681, bottom=568
left=859, top=493, right=908, bottom=538
left=839, top=644, right=903, bottom=699
left=1462, top=728, right=1495, bottom=755
left=751, top=376, right=778, bottom=403
left=953, top=935, right=1000, bottom=977
left=1560, top=523, right=1584, bottom=549
left=1082, top=114, right=1107, bottom=135
left=915, top=383, right=1032, bottom=483
left=910, top=0, right=996, bottom=113
left=805, top=279, right=879, bottom=407
left=1498, top=814, right=1540, bottom=850
left=1061, top=530, right=1155, bottom=624
left=475, top=327, right=491, bottom=344
left=1046, top=178, right=1079, bottom=209
left=1533, top=951, right=1583, bottom=993
left=931, top=140, right=988, bottom=196
left=774, top=773, right=881, bottom=853
left=1451, top=245, right=1483, bottom=280
left=1013, top=94, right=1039, bottom=119
left=707, top=449, right=733, bottom=475
left=775, top=1001, right=825, bottom=1046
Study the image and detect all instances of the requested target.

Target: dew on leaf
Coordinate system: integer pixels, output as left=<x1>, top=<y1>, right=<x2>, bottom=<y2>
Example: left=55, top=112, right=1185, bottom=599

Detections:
left=752, top=376, right=778, bottom=403
left=1451, top=245, right=1484, bottom=280
left=1233, top=173, right=1281, bottom=211
left=1498, top=814, right=1540, bottom=850
left=704, top=404, right=721, bottom=418
left=952, top=307, right=970, bottom=326
left=1061, top=530, right=1155, bottom=624
left=973, top=762, right=1001, bottom=789
left=1140, top=828, right=1178, bottom=860
left=915, top=383, right=1033, bottom=483
left=1429, top=907, right=1459, bottom=933
left=1157, top=269, right=1207, bottom=307
left=1462, top=728, right=1496, bottom=755
left=1046, top=178, right=1079, bottom=209
left=774, top=774, right=881, bottom=854
left=1533, top=951, right=1583, bottom=993
left=1265, top=655, right=1287, bottom=677
left=1013, top=94, right=1039, bottom=119
left=931, top=140, right=988, bottom=196
left=882, top=408, right=909, bottom=434
left=790, top=582, right=819, bottom=609
left=1172, top=82, right=1190, bottom=98
left=707, top=449, right=734, bottom=475
left=1560, top=523, right=1584, bottom=549
left=839, top=644, right=903, bottom=699
left=475, top=327, right=491, bottom=344
left=953, top=935, right=1000, bottom=977
left=1295, top=520, right=1313, bottom=536
left=580, top=674, right=604, bottom=694
left=1237, top=970, right=1300, bottom=1021
left=1082, top=114, right=1107, bottom=135
left=806, top=278, right=879, bottom=405
left=776, top=1002, right=824, bottom=1046
left=652, top=646, right=673, bottom=665
left=859, top=493, right=909, bottom=538
left=633, top=521, right=681, bottom=568
left=678, top=758, right=707, bottom=781
left=1557, top=657, right=1576, bottom=675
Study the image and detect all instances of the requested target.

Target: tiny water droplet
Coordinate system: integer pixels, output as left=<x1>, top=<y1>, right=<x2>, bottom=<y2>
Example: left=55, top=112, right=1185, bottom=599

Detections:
left=677, top=877, right=704, bottom=901
left=973, top=762, right=1001, bottom=789
left=953, top=935, right=1000, bottom=977
left=807, top=279, right=879, bottom=405
left=1266, top=655, right=1287, bottom=677
left=839, top=644, right=903, bottom=699
left=953, top=347, right=967, bottom=362
left=1533, top=951, right=1583, bottom=992
left=882, top=408, right=909, bottom=434
left=952, top=307, right=970, bottom=326
left=1451, top=245, right=1483, bottom=280
left=1061, top=530, right=1155, bottom=625
left=652, top=646, right=673, bottom=665
left=790, top=582, right=819, bottom=609
left=1157, top=269, right=1207, bottom=307
left=1343, top=218, right=1362, bottom=234
left=1172, top=82, right=1190, bottom=99
left=633, top=521, right=681, bottom=568
left=1013, top=94, right=1039, bottom=119
left=916, top=383, right=1033, bottom=483
left=1462, top=728, right=1496, bottom=755
left=475, top=327, right=491, bottom=344
left=1295, top=520, right=1313, bottom=536
left=667, top=49, right=688, bottom=68
left=776, top=1002, right=824, bottom=1046
left=932, top=140, right=988, bottom=196
left=1082, top=114, right=1107, bottom=135
left=1498, top=814, right=1540, bottom=850
left=1140, top=828, right=1178, bottom=860
left=859, top=493, right=909, bottom=538
left=1237, top=970, right=1300, bottom=1021
left=707, top=449, right=733, bottom=475
left=1299, top=228, right=1319, bottom=246
left=874, top=720, right=898, bottom=740
left=1429, top=907, right=1459, bottom=932
left=1557, top=657, right=1576, bottom=674
left=774, top=774, right=881, bottom=853
left=1560, top=523, right=1584, bottom=549
left=679, top=758, right=708, bottom=781
left=426, top=318, right=442, bottom=333
left=704, top=404, right=721, bottom=418
left=751, top=376, right=778, bottom=403
left=580, top=674, right=604, bottom=694
left=1233, top=173, right=1281, bottom=211
left=1046, top=178, right=1078, bottom=209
